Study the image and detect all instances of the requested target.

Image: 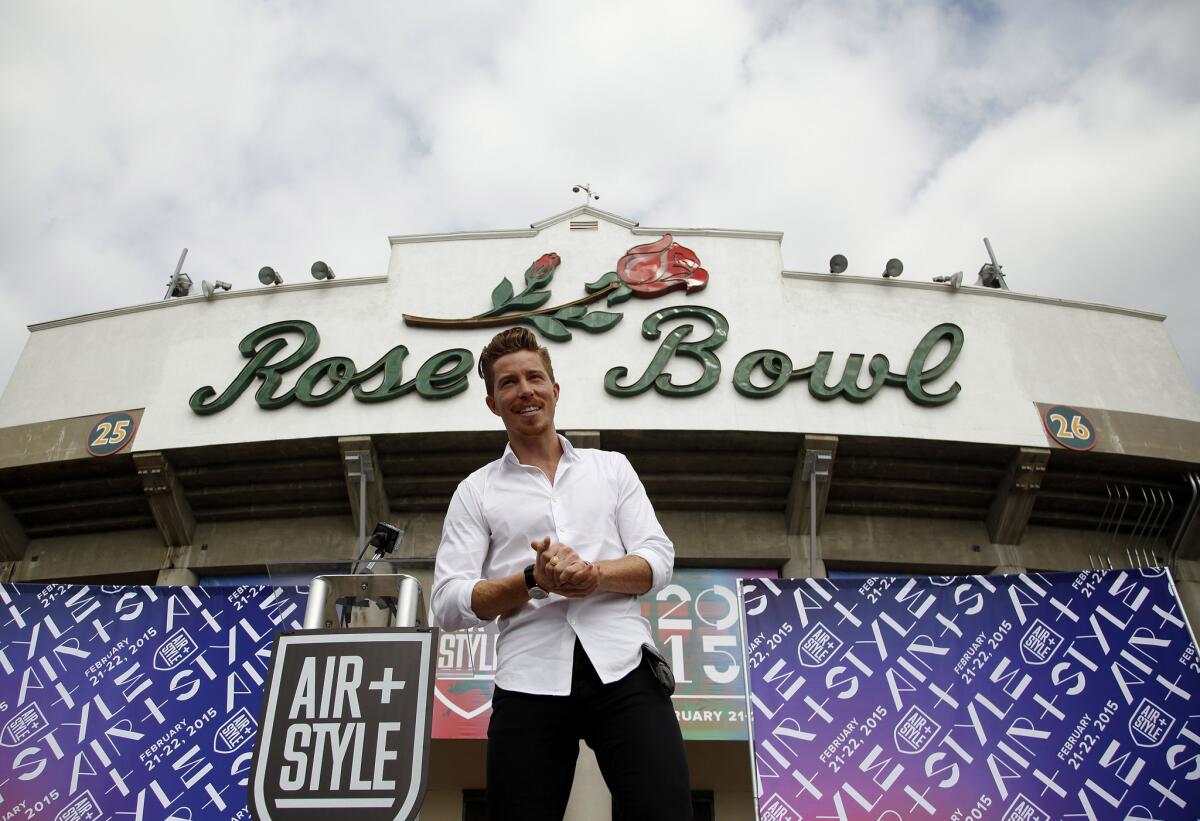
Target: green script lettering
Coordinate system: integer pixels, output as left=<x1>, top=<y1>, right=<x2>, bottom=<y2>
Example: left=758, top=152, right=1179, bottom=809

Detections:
left=191, top=315, right=962, bottom=413
left=605, top=306, right=729, bottom=397
left=190, top=320, right=473, bottom=414
left=732, top=322, right=964, bottom=406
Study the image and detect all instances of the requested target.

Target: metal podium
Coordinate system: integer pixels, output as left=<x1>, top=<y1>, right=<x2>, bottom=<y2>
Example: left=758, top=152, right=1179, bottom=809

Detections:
left=301, top=560, right=429, bottom=630
left=249, top=541, right=443, bottom=821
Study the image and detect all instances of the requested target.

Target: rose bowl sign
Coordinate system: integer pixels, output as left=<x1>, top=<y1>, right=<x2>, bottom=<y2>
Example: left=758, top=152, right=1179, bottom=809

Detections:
left=191, top=234, right=965, bottom=414
left=249, top=629, right=438, bottom=821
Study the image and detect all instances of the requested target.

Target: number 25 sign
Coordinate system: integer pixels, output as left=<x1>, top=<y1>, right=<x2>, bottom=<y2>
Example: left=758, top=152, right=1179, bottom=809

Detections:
left=1042, top=404, right=1097, bottom=451
left=87, top=411, right=138, bottom=456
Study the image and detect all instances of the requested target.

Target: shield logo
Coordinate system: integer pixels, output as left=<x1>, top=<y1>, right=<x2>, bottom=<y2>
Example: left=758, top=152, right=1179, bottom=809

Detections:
left=1, top=702, right=49, bottom=747
left=154, top=626, right=199, bottom=670
left=797, top=621, right=842, bottom=668
left=249, top=628, right=438, bottom=821
left=54, top=790, right=102, bottom=821
left=758, top=792, right=801, bottom=820
left=893, top=705, right=940, bottom=754
left=1002, top=793, right=1049, bottom=821
left=1128, top=697, right=1175, bottom=747
left=1019, top=618, right=1064, bottom=666
left=214, top=706, right=258, bottom=754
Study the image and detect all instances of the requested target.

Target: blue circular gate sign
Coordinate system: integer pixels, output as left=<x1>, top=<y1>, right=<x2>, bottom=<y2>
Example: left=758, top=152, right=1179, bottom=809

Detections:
left=1042, top=405, right=1097, bottom=451
left=86, top=411, right=137, bottom=456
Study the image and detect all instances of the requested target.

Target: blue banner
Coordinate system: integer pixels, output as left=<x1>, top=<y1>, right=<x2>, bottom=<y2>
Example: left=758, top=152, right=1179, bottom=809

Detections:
left=0, top=582, right=306, bottom=820
left=741, top=569, right=1200, bottom=821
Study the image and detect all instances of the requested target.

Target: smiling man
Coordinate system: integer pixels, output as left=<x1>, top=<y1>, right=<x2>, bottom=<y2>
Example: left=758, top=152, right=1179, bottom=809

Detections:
left=430, top=327, right=692, bottom=820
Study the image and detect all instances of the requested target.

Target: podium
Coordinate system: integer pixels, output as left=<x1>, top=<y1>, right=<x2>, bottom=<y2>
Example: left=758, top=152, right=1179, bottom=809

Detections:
left=249, top=555, right=445, bottom=821
left=299, top=560, right=429, bottom=630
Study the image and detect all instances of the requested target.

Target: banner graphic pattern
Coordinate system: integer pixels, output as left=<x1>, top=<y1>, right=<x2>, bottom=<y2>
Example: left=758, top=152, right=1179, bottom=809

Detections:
left=0, top=582, right=306, bottom=821
left=741, top=570, right=1200, bottom=821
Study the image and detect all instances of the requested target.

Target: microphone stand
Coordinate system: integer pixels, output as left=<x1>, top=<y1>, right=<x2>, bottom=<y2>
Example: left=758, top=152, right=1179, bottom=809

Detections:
left=340, top=528, right=400, bottom=626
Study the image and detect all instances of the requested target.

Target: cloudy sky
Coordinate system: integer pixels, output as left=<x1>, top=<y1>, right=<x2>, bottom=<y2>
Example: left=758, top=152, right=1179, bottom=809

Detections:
left=2, top=0, right=1199, bottom=395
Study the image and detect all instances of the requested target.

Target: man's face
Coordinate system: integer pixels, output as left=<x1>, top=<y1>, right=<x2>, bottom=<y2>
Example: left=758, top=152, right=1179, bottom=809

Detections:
left=485, top=349, right=559, bottom=437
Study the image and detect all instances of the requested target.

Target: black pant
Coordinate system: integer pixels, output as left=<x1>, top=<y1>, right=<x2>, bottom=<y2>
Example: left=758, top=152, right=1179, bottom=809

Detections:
left=487, top=639, right=692, bottom=820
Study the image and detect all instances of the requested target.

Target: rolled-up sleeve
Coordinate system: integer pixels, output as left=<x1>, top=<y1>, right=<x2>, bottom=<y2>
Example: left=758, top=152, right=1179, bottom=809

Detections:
left=612, top=453, right=673, bottom=594
left=430, top=480, right=489, bottom=631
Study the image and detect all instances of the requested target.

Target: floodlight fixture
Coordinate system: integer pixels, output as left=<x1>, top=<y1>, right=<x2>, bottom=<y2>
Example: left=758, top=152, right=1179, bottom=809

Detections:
left=932, top=271, right=963, bottom=289
left=572, top=183, right=600, bottom=202
left=162, top=247, right=190, bottom=299
left=829, top=254, right=848, bottom=274
left=311, top=261, right=336, bottom=281
left=202, top=279, right=232, bottom=298
left=168, top=273, right=193, bottom=298
left=258, top=266, right=283, bottom=286
left=976, top=237, right=1009, bottom=289
left=882, top=258, right=904, bottom=278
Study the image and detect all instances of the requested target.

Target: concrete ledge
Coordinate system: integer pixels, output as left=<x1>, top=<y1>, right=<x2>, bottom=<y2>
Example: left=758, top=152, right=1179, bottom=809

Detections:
left=14, top=527, right=165, bottom=582
left=182, top=516, right=360, bottom=572
left=0, top=410, right=144, bottom=469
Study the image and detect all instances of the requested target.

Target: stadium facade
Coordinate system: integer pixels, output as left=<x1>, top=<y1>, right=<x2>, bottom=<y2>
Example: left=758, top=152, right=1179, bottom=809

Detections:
left=2, top=205, right=1199, bottom=818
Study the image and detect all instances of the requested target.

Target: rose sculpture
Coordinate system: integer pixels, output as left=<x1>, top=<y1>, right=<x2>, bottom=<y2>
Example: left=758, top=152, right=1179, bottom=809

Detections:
left=615, top=234, right=708, bottom=297
left=402, top=234, right=710, bottom=341
left=525, top=252, right=560, bottom=287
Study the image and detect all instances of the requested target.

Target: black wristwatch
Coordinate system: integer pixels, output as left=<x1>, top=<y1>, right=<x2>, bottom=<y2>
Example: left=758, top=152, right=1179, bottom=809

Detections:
left=524, top=564, right=549, bottom=600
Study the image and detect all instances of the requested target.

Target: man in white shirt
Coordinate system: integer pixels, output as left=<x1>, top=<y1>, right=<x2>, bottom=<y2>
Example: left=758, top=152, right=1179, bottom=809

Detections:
left=431, top=328, right=692, bottom=820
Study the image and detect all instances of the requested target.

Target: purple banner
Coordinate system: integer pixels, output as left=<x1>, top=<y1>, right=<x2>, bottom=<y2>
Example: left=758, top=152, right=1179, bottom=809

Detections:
left=0, top=582, right=306, bottom=821
left=741, top=570, right=1200, bottom=820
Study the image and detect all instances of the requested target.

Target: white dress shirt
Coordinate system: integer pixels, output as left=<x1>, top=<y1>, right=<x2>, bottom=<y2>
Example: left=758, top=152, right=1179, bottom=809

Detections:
left=430, top=435, right=674, bottom=695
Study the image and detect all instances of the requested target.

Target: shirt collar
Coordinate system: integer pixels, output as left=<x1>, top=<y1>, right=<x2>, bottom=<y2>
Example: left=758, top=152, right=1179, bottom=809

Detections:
left=502, top=433, right=577, bottom=467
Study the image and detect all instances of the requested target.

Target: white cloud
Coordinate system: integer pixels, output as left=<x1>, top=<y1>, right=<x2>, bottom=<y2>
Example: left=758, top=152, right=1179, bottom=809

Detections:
left=1, top=0, right=1198, bottom=394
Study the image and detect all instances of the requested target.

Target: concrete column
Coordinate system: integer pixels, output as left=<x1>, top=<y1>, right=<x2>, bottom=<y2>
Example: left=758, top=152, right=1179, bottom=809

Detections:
left=989, top=545, right=1026, bottom=575
left=134, top=452, right=195, bottom=547
left=782, top=535, right=827, bottom=579
left=785, top=435, right=837, bottom=536
left=783, top=556, right=828, bottom=579
left=564, top=742, right=611, bottom=820
left=986, top=447, right=1049, bottom=545
left=156, top=567, right=199, bottom=586
left=339, top=436, right=390, bottom=536
left=784, top=437, right=835, bottom=579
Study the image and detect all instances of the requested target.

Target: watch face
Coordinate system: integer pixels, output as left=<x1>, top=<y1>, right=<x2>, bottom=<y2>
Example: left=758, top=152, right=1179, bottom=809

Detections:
left=524, top=564, right=548, bottom=599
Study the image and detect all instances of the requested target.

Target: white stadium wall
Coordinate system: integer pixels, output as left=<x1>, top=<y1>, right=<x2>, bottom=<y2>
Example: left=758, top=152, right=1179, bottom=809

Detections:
left=2, top=208, right=1197, bottom=449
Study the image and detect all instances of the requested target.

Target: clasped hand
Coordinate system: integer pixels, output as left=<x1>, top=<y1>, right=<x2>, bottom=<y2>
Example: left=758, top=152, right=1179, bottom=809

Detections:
left=531, top=537, right=600, bottom=597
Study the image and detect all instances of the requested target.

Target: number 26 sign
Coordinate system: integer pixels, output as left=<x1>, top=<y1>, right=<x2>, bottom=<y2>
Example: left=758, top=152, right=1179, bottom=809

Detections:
left=1042, top=404, right=1097, bottom=451
left=86, top=411, right=138, bottom=456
